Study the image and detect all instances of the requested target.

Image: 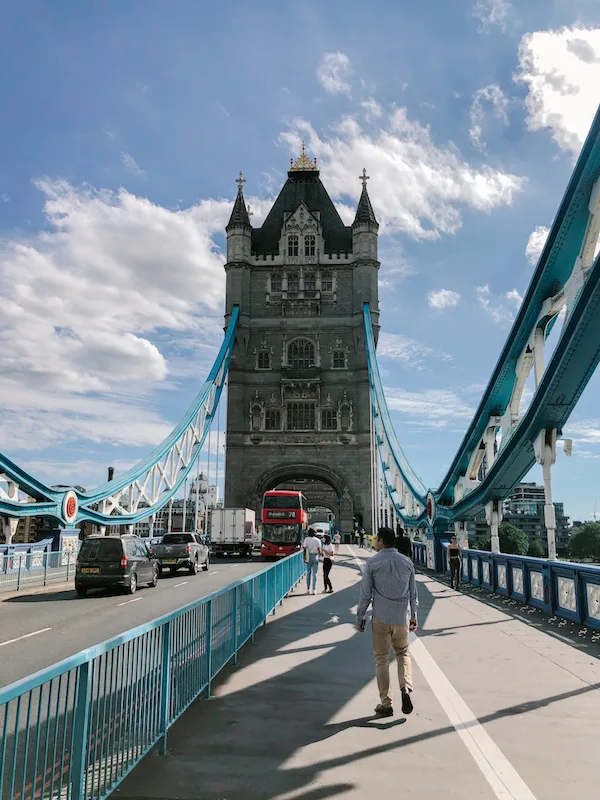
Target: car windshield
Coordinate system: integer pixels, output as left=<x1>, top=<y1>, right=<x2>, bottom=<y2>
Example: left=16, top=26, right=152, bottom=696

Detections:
left=262, top=524, right=302, bottom=544
left=161, top=534, right=194, bottom=545
left=79, top=539, right=122, bottom=560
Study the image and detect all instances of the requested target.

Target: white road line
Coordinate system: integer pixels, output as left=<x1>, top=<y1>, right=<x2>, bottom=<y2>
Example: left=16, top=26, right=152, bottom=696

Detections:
left=173, top=581, right=189, bottom=588
left=209, top=571, right=219, bottom=575
left=0, top=627, right=52, bottom=648
left=117, top=596, right=143, bottom=606
left=350, top=546, right=537, bottom=799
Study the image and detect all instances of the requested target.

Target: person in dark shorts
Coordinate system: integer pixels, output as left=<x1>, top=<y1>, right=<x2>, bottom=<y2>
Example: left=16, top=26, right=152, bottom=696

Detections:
left=448, top=535, right=461, bottom=590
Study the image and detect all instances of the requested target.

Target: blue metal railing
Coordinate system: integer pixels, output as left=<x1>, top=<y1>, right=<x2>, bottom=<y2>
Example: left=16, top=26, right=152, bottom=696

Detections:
left=413, top=541, right=600, bottom=630
left=0, top=551, right=304, bottom=800
left=0, top=549, right=79, bottom=594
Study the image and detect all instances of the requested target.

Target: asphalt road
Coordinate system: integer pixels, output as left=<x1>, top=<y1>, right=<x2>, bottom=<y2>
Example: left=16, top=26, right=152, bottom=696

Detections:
left=0, top=556, right=269, bottom=689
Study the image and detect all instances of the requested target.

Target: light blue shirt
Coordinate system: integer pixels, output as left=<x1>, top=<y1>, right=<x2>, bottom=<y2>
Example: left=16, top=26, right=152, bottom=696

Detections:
left=357, top=547, right=418, bottom=626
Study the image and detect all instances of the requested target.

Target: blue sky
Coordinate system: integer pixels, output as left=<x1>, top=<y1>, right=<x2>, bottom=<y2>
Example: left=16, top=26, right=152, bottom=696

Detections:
left=1, top=0, right=600, bottom=520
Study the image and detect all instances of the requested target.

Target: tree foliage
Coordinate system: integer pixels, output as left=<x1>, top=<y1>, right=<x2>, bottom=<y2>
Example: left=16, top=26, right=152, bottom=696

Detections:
left=498, top=523, right=529, bottom=555
left=527, top=537, right=545, bottom=558
left=568, top=522, right=600, bottom=561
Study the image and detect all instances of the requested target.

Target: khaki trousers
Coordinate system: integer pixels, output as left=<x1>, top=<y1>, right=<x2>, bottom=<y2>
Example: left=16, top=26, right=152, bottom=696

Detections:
left=371, top=618, right=413, bottom=707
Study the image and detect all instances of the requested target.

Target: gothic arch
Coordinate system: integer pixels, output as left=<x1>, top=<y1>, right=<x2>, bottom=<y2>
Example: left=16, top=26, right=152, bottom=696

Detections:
left=254, top=462, right=348, bottom=502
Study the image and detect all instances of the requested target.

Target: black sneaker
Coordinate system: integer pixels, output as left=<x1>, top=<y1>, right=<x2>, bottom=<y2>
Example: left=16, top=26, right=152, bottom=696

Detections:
left=374, top=704, right=394, bottom=717
left=401, top=688, right=413, bottom=715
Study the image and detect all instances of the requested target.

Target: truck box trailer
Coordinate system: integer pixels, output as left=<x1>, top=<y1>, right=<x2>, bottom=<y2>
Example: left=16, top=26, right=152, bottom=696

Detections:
left=208, top=508, right=256, bottom=557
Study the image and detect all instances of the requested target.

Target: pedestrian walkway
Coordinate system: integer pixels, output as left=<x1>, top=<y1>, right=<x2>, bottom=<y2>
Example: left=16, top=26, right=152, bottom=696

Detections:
left=113, top=546, right=600, bottom=800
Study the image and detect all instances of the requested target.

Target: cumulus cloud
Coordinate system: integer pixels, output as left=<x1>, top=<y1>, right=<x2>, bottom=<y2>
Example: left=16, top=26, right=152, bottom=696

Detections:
left=281, top=109, right=524, bottom=240
left=427, top=289, right=461, bottom=310
left=506, top=288, right=523, bottom=308
left=526, top=225, right=549, bottom=265
left=475, top=284, right=515, bottom=324
left=564, top=420, right=600, bottom=444
left=378, top=333, right=451, bottom=369
left=472, top=0, right=511, bottom=33
left=385, top=388, right=474, bottom=429
left=316, top=52, right=353, bottom=96
left=515, top=26, right=600, bottom=156
left=361, top=98, right=383, bottom=120
left=469, top=84, right=510, bottom=150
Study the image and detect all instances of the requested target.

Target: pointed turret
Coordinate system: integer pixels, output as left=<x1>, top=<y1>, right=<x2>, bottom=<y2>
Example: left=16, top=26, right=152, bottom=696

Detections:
left=226, top=171, right=252, bottom=231
left=352, top=168, right=379, bottom=264
left=226, top=171, right=252, bottom=264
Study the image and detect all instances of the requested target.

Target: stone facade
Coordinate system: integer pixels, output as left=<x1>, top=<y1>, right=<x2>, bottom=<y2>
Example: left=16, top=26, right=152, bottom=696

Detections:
left=223, top=155, right=380, bottom=533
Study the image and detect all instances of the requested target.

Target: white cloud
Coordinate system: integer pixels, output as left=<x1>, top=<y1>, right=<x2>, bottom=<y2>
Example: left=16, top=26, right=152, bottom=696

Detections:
left=385, top=388, right=474, bottom=428
left=428, top=289, right=461, bottom=310
left=565, top=420, right=600, bottom=444
left=281, top=109, right=524, bottom=240
left=475, top=284, right=515, bottom=324
left=469, top=84, right=510, bottom=150
left=515, top=27, right=600, bottom=155
left=472, top=0, right=511, bottom=33
left=316, top=52, right=353, bottom=97
left=378, top=333, right=451, bottom=369
left=121, top=152, right=147, bottom=178
left=361, top=98, right=382, bottom=120
left=525, top=225, right=550, bottom=265
left=1, top=193, right=9, bottom=203
left=506, top=288, right=522, bottom=308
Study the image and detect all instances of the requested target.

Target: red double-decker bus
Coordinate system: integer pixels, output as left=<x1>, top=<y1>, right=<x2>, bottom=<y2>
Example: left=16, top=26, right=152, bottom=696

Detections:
left=261, top=490, right=308, bottom=559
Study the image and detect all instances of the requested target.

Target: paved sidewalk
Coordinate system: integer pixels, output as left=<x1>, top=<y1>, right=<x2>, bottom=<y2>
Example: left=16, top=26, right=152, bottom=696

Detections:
left=113, top=546, right=600, bottom=800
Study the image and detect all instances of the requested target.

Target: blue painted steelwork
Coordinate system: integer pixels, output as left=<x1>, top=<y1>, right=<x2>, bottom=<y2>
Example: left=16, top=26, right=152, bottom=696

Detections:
left=0, top=551, right=304, bottom=800
left=0, top=306, right=239, bottom=527
left=0, top=548, right=78, bottom=593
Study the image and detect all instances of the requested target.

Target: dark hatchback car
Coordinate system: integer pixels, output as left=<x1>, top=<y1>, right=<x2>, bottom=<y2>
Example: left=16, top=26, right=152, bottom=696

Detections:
left=75, top=534, right=158, bottom=597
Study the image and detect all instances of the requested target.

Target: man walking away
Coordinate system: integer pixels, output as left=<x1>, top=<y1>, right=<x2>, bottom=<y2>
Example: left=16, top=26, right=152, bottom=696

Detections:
left=357, top=527, right=418, bottom=717
left=302, top=528, right=321, bottom=595
left=322, top=534, right=334, bottom=593
left=359, top=528, right=365, bottom=549
left=448, top=534, right=461, bottom=590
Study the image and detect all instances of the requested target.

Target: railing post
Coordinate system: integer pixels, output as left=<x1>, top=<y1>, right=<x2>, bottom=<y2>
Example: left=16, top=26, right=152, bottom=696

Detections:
left=251, top=579, right=256, bottom=642
left=71, top=660, right=92, bottom=800
left=158, top=620, right=172, bottom=756
left=205, top=599, right=213, bottom=698
left=66, top=550, right=71, bottom=580
left=17, top=554, right=22, bottom=590
left=232, top=585, right=239, bottom=666
left=273, top=566, right=277, bottom=614
left=44, top=551, right=48, bottom=586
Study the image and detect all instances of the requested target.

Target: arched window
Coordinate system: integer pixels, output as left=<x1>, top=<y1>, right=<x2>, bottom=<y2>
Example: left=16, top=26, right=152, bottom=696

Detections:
left=287, top=272, right=300, bottom=292
left=288, top=338, right=315, bottom=369
left=332, top=350, right=346, bottom=369
left=304, top=273, right=316, bottom=292
left=265, top=409, right=280, bottom=431
left=257, top=350, right=271, bottom=370
left=321, top=409, right=337, bottom=431
left=288, top=235, right=299, bottom=257
left=304, top=235, right=316, bottom=256
left=270, top=274, right=282, bottom=293
left=321, top=272, right=333, bottom=292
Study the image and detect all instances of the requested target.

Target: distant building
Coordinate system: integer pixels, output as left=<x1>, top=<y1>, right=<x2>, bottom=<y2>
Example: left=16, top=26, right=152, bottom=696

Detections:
left=132, top=474, right=219, bottom=537
left=469, top=482, right=571, bottom=554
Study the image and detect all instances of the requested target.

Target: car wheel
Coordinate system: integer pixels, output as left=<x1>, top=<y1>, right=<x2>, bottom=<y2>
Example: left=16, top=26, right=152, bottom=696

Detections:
left=75, top=585, right=87, bottom=597
left=127, top=573, right=137, bottom=594
left=202, top=556, right=209, bottom=572
left=189, top=559, right=199, bottom=576
left=149, top=567, right=158, bottom=587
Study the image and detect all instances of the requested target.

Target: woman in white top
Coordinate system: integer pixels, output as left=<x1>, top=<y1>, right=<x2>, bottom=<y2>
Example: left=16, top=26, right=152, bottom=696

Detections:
left=302, top=528, right=322, bottom=595
left=322, top=534, right=335, bottom=593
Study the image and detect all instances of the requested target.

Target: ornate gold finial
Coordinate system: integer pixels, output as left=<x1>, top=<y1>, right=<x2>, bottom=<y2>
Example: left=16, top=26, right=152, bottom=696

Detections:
left=290, top=141, right=318, bottom=172
left=359, top=167, right=370, bottom=187
left=235, top=170, right=246, bottom=193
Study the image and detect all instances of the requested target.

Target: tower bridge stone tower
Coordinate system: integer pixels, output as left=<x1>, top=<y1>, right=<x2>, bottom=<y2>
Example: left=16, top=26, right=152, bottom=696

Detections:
left=224, top=149, right=380, bottom=534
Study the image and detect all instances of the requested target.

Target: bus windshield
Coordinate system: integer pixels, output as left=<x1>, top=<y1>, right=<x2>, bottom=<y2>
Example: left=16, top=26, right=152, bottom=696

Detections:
left=263, top=494, right=301, bottom=509
left=262, top=524, right=303, bottom=544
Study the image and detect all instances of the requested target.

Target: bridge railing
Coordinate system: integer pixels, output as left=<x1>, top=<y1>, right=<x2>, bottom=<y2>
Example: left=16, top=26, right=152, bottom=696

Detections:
left=413, top=541, right=600, bottom=630
left=0, top=548, right=78, bottom=594
left=0, top=552, right=304, bottom=800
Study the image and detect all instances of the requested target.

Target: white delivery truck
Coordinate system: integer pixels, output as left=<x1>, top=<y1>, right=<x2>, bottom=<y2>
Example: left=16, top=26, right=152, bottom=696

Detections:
left=208, top=508, right=256, bottom=557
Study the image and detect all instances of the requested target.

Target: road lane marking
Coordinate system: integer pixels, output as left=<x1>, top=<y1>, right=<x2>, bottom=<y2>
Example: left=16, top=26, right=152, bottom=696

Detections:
left=173, top=581, right=189, bottom=588
left=117, top=597, right=143, bottom=606
left=0, top=627, right=52, bottom=648
left=350, top=546, right=537, bottom=799
left=209, top=571, right=219, bottom=575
